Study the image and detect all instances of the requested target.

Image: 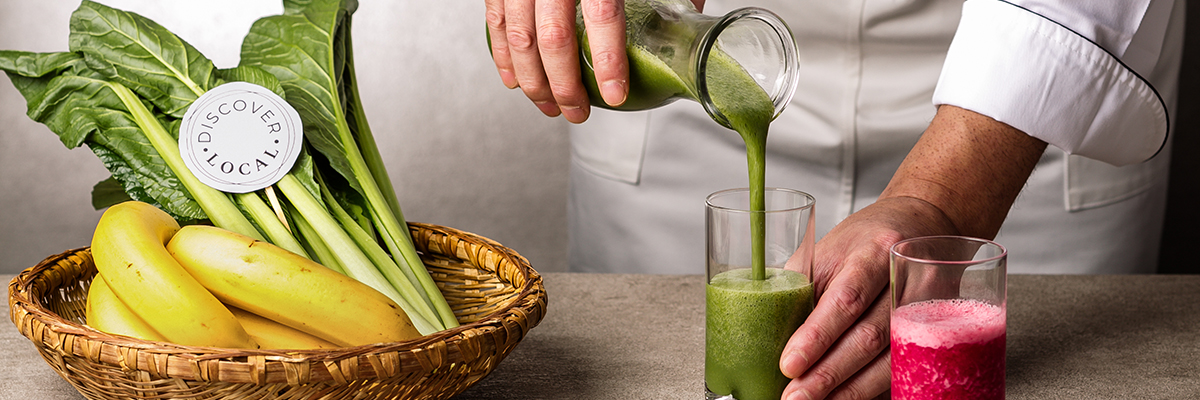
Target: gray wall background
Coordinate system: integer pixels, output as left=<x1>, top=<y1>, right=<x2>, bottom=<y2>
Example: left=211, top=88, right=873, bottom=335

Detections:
left=0, top=1, right=571, bottom=274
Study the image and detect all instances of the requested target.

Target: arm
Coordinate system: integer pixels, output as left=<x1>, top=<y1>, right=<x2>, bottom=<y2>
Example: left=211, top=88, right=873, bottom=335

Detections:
left=483, top=0, right=705, bottom=123
left=780, top=105, right=1046, bottom=399
left=877, top=105, right=1047, bottom=240
left=933, top=0, right=1174, bottom=166
left=778, top=0, right=1179, bottom=397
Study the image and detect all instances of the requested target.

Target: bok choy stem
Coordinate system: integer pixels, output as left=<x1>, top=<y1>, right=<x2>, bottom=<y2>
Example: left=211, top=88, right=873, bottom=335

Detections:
left=334, top=115, right=459, bottom=329
left=276, top=174, right=440, bottom=335
left=234, top=192, right=309, bottom=258
left=319, top=177, right=444, bottom=330
left=292, top=210, right=346, bottom=275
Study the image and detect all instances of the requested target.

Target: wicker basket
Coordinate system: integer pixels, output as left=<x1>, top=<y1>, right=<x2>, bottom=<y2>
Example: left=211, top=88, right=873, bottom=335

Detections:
left=7, top=222, right=547, bottom=400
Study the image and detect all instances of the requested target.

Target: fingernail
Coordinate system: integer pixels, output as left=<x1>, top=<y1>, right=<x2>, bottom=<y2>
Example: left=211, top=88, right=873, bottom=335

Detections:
left=781, top=351, right=807, bottom=378
left=534, top=101, right=560, bottom=117
left=600, top=79, right=627, bottom=106
left=560, top=105, right=589, bottom=123
left=499, top=68, right=518, bottom=89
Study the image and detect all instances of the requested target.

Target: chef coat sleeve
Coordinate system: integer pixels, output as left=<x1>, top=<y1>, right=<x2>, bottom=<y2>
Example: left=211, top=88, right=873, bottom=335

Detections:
left=931, top=0, right=1178, bottom=166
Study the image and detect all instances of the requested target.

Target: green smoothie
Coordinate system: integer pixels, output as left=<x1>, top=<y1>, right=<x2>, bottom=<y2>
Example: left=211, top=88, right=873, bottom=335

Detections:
left=706, top=268, right=814, bottom=400
left=578, top=0, right=698, bottom=111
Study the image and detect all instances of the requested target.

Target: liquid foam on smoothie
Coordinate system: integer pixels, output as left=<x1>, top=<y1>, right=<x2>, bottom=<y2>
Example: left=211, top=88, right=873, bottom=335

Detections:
left=891, top=299, right=1005, bottom=349
left=708, top=267, right=808, bottom=292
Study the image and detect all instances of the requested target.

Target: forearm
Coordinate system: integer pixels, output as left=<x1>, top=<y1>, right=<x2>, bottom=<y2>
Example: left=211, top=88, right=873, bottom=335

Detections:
left=879, top=105, right=1048, bottom=240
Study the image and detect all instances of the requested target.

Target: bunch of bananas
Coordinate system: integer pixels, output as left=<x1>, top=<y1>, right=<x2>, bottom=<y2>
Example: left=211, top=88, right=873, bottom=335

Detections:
left=85, top=201, right=421, bottom=349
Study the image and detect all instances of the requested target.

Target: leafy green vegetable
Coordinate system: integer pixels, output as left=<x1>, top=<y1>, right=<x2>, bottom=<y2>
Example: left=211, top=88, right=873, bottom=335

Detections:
left=1, top=0, right=458, bottom=335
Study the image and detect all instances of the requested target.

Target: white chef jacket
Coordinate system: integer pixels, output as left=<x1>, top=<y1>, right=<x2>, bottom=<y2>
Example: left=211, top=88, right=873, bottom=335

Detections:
left=566, top=0, right=1184, bottom=275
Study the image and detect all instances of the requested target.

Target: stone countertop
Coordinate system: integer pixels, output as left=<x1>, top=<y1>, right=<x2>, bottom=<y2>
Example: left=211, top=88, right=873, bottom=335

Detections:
left=5, top=273, right=1200, bottom=399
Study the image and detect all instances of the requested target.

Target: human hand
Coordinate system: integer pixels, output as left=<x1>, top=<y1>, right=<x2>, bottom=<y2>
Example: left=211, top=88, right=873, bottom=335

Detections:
left=780, top=196, right=958, bottom=400
left=484, top=0, right=630, bottom=123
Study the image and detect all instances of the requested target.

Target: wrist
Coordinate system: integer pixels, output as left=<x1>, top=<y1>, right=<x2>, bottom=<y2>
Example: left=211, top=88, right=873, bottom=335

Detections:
left=879, top=105, right=1046, bottom=239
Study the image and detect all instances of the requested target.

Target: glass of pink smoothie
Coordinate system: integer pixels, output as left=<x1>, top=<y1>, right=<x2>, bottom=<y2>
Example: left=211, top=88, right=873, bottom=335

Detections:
left=889, top=236, right=1007, bottom=400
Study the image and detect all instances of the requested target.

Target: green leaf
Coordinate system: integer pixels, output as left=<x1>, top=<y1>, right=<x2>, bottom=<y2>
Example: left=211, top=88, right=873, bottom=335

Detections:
left=215, top=65, right=287, bottom=97
left=0, top=52, right=206, bottom=220
left=91, top=176, right=134, bottom=211
left=0, top=51, right=84, bottom=111
left=68, top=0, right=217, bottom=117
left=284, top=0, right=359, bottom=24
left=239, top=1, right=360, bottom=194
left=1, top=51, right=89, bottom=147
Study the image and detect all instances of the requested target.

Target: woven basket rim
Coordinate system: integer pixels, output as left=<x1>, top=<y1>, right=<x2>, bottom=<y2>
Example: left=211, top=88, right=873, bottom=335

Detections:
left=7, top=221, right=547, bottom=387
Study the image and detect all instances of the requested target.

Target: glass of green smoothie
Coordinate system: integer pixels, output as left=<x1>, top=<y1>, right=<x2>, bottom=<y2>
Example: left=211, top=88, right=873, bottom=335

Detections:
left=705, top=187, right=815, bottom=400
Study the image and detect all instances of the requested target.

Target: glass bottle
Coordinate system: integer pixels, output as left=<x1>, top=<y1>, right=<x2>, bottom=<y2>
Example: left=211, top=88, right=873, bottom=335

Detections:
left=577, top=0, right=800, bottom=128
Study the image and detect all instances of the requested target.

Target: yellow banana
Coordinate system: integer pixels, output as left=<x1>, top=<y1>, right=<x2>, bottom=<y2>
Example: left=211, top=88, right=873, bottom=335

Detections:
left=85, top=275, right=167, bottom=342
left=167, top=225, right=421, bottom=347
left=91, top=201, right=258, bottom=349
left=228, top=305, right=340, bottom=350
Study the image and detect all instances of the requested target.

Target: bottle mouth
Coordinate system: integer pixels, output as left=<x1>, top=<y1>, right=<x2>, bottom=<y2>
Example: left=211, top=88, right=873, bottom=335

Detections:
left=694, top=7, right=800, bottom=128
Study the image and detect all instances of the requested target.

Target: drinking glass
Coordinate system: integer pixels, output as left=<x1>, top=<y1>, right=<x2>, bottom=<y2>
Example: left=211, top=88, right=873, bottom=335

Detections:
left=889, top=235, right=1007, bottom=400
left=704, top=187, right=815, bottom=400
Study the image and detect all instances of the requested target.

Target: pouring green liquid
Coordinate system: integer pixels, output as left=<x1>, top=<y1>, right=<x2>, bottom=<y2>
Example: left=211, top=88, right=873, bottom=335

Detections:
left=582, top=31, right=774, bottom=279
left=576, top=5, right=810, bottom=397
left=704, top=49, right=774, bottom=279
left=700, top=47, right=808, bottom=400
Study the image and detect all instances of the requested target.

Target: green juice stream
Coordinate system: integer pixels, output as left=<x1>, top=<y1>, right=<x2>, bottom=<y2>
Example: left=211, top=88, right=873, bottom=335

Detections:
left=701, top=50, right=810, bottom=400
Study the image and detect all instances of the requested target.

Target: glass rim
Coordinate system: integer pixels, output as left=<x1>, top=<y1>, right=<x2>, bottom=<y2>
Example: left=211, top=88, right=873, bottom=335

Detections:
left=889, top=235, right=1007, bottom=266
left=705, top=187, right=815, bottom=214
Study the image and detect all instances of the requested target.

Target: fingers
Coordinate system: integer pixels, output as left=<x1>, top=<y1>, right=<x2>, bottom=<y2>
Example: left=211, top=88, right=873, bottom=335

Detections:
left=484, top=0, right=518, bottom=89
left=500, top=0, right=562, bottom=118
left=780, top=255, right=889, bottom=381
left=785, top=349, right=891, bottom=400
left=487, top=0, right=628, bottom=123
left=782, top=289, right=891, bottom=400
left=538, top=0, right=590, bottom=122
left=580, top=0, right=628, bottom=106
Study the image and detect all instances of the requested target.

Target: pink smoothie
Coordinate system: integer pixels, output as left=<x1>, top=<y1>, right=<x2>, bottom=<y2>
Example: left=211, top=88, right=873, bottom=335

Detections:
left=890, top=299, right=1005, bottom=400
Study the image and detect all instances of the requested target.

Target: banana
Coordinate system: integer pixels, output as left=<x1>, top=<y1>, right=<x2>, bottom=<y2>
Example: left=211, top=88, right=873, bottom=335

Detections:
left=91, top=201, right=258, bottom=349
left=167, top=225, right=421, bottom=347
left=85, top=275, right=167, bottom=342
left=227, top=305, right=340, bottom=350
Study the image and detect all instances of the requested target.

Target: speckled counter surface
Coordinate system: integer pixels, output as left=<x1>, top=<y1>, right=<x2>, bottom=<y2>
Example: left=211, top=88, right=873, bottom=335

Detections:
left=5, top=273, right=1199, bottom=399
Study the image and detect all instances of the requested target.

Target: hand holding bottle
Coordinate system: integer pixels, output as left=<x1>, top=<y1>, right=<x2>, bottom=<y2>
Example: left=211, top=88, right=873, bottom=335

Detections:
left=484, top=0, right=631, bottom=123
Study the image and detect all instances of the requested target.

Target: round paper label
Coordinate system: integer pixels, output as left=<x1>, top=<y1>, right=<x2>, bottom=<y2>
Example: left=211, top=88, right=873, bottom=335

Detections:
left=179, top=82, right=303, bottom=194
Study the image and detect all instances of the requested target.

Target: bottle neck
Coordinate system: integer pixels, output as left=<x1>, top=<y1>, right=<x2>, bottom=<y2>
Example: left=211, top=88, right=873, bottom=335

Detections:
left=692, top=7, right=800, bottom=129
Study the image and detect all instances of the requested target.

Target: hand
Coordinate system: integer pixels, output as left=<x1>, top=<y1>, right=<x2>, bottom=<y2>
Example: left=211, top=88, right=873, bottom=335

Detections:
left=781, top=196, right=957, bottom=399
left=779, top=105, right=1047, bottom=399
left=484, top=0, right=630, bottom=123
